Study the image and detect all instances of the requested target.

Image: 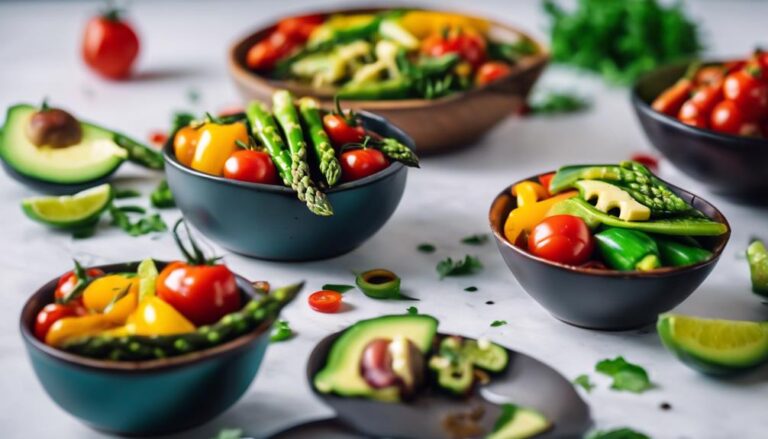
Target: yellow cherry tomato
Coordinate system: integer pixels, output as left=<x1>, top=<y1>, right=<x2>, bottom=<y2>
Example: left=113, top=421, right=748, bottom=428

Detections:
left=173, top=126, right=200, bottom=167
left=82, top=275, right=139, bottom=324
left=191, top=121, right=249, bottom=176
left=45, top=315, right=117, bottom=347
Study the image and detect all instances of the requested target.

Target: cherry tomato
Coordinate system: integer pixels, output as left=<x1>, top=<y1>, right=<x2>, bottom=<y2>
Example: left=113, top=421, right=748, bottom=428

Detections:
left=629, top=153, right=659, bottom=172
left=223, top=150, right=278, bottom=184
left=652, top=79, right=692, bottom=116
left=475, top=61, right=512, bottom=86
left=55, top=268, right=105, bottom=305
left=246, top=31, right=298, bottom=71
left=148, top=130, right=167, bottom=147
left=422, top=31, right=487, bottom=69
left=694, top=66, right=725, bottom=87
left=34, top=303, right=85, bottom=341
left=710, top=100, right=747, bottom=135
left=537, top=173, right=555, bottom=197
left=340, top=148, right=389, bottom=181
left=173, top=126, right=200, bottom=167
left=308, top=290, right=342, bottom=313
left=157, top=261, right=240, bottom=326
left=528, top=215, right=594, bottom=265
left=82, top=10, right=140, bottom=79
left=723, top=69, right=768, bottom=121
left=276, top=15, right=324, bottom=42
left=322, top=114, right=366, bottom=147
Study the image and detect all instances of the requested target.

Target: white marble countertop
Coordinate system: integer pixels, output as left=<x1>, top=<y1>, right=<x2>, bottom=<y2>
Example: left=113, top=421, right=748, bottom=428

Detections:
left=1, top=1, right=767, bottom=438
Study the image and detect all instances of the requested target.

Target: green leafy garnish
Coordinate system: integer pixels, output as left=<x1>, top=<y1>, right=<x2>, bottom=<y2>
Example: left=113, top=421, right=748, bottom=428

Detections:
left=417, top=243, right=436, bottom=253
left=587, top=427, right=650, bottom=439
left=461, top=234, right=488, bottom=245
left=109, top=206, right=168, bottom=237
left=150, top=180, right=175, bottom=208
left=270, top=320, right=294, bottom=342
left=113, top=188, right=141, bottom=199
left=530, top=92, right=589, bottom=115
left=437, top=255, right=483, bottom=279
left=406, top=306, right=418, bottom=315
left=322, top=284, right=355, bottom=293
left=492, top=403, right=518, bottom=432
left=464, top=286, right=478, bottom=292
left=117, top=205, right=146, bottom=214
left=491, top=320, right=507, bottom=327
left=573, top=374, right=595, bottom=393
left=596, top=356, right=652, bottom=393
left=212, top=428, right=244, bottom=439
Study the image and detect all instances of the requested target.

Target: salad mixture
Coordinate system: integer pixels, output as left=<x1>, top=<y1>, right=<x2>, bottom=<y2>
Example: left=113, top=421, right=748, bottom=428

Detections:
left=33, top=220, right=301, bottom=360
left=652, top=50, right=768, bottom=138
left=244, top=10, right=539, bottom=100
left=503, top=161, right=728, bottom=271
left=171, top=89, right=419, bottom=215
left=313, top=314, right=550, bottom=439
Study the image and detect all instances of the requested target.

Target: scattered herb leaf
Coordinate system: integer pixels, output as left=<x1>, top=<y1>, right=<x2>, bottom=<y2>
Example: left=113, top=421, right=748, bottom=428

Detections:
left=417, top=243, right=436, bottom=253
left=150, top=179, right=175, bottom=208
left=529, top=91, right=589, bottom=115
left=407, top=306, right=418, bottom=315
left=573, top=374, right=595, bottom=393
left=113, top=188, right=141, bottom=199
left=117, top=205, right=147, bottom=214
left=437, top=255, right=483, bottom=279
left=109, top=206, right=167, bottom=237
left=464, top=286, right=478, bottom=292
left=461, top=234, right=488, bottom=245
left=213, top=428, right=244, bottom=439
left=492, top=403, right=518, bottom=432
left=596, top=356, right=652, bottom=393
left=587, top=427, right=650, bottom=439
left=270, top=320, right=294, bottom=342
left=490, top=320, right=507, bottom=327
left=322, top=284, right=355, bottom=293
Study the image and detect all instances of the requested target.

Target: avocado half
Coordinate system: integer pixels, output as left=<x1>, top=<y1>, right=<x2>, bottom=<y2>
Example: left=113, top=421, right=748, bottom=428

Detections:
left=0, top=104, right=127, bottom=185
left=313, top=314, right=438, bottom=401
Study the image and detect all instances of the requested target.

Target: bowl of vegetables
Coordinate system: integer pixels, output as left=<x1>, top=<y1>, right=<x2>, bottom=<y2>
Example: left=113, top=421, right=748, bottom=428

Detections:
left=489, top=161, right=730, bottom=330
left=632, top=51, right=768, bottom=200
left=228, top=8, right=548, bottom=153
left=164, top=89, right=418, bottom=261
left=20, top=223, right=302, bottom=435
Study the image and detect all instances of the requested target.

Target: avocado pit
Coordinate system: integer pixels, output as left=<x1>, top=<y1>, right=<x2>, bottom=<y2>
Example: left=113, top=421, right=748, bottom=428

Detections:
left=360, top=336, right=424, bottom=398
left=26, top=106, right=83, bottom=148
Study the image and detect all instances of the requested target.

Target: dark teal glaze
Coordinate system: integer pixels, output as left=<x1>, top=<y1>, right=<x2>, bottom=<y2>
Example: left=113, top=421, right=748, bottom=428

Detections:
left=20, top=261, right=275, bottom=436
left=163, top=112, right=414, bottom=261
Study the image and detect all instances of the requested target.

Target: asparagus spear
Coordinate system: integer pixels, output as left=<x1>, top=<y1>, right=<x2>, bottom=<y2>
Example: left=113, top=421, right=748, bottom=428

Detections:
left=272, top=90, right=333, bottom=216
left=62, top=282, right=304, bottom=361
left=298, top=97, right=341, bottom=186
left=378, top=137, right=420, bottom=167
left=246, top=102, right=293, bottom=186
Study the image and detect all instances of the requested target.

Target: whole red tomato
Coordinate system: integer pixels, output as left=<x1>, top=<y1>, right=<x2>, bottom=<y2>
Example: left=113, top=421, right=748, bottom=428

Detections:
left=157, top=261, right=240, bottom=326
left=82, top=10, right=140, bottom=79
left=55, top=267, right=105, bottom=305
left=475, top=61, right=512, bottom=86
left=528, top=215, right=594, bottom=265
left=323, top=114, right=366, bottom=147
left=723, top=69, right=768, bottom=121
left=34, top=303, right=86, bottom=341
left=711, top=100, right=747, bottom=135
left=422, top=31, right=487, bottom=69
left=224, top=150, right=278, bottom=184
left=340, top=148, right=389, bottom=181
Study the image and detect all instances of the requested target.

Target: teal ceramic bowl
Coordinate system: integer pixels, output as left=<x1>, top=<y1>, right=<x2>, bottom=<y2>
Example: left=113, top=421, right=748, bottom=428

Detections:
left=20, top=261, right=275, bottom=436
left=163, top=111, right=413, bottom=261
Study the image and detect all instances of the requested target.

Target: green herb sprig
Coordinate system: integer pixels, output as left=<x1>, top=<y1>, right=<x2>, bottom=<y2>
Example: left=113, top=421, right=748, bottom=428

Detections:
left=596, top=356, right=652, bottom=393
left=437, top=255, right=483, bottom=279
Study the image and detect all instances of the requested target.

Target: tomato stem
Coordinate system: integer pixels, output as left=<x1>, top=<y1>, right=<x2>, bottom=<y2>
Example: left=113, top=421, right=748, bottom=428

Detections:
left=172, top=218, right=219, bottom=266
left=57, top=259, right=93, bottom=305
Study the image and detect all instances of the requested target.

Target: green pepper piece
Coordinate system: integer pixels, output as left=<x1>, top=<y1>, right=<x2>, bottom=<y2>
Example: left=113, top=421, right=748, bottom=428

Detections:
left=337, top=77, right=412, bottom=100
left=595, top=228, right=661, bottom=272
left=656, top=237, right=712, bottom=267
left=747, top=240, right=768, bottom=297
left=548, top=198, right=728, bottom=236
left=355, top=269, right=402, bottom=299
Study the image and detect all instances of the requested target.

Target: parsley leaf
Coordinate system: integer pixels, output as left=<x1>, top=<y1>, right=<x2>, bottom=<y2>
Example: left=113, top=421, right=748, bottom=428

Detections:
left=529, top=91, right=589, bottom=115
left=492, top=404, right=518, bottom=432
left=150, top=179, right=175, bottom=208
left=436, top=255, right=483, bottom=279
left=270, top=320, right=293, bottom=342
left=596, top=356, right=651, bottom=393
left=464, top=286, right=478, bottom=292
left=109, top=207, right=167, bottom=237
left=461, top=234, right=488, bottom=245
left=113, top=188, right=141, bottom=199
left=406, top=306, right=418, bottom=315
left=491, top=320, right=507, bottom=327
left=573, top=374, right=595, bottom=392
left=587, top=427, right=650, bottom=439
left=417, top=243, right=436, bottom=253
left=322, top=284, right=355, bottom=293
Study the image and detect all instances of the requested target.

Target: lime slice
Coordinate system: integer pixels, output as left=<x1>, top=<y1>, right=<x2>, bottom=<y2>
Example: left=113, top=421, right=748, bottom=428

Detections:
left=21, top=184, right=113, bottom=229
left=657, top=313, right=768, bottom=375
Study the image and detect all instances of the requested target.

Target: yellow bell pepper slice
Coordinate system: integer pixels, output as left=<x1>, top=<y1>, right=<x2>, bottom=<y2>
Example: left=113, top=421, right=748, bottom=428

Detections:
left=191, top=121, right=248, bottom=176
left=504, top=191, right=577, bottom=244
left=45, top=315, right=118, bottom=347
left=82, top=274, right=139, bottom=324
left=108, top=297, right=195, bottom=337
left=512, top=181, right=548, bottom=208
left=400, top=11, right=489, bottom=39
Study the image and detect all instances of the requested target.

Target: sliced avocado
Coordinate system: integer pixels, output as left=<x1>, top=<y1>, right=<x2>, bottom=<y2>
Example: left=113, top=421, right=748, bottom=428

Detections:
left=574, top=180, right=650, bottom=221
left=487, top=406, right=551, bottom=439
left=464, top=339, right=509, bottom=373
left=314, top=314, right=438, bottom=401
left=1, top=104, right=127, bottom=184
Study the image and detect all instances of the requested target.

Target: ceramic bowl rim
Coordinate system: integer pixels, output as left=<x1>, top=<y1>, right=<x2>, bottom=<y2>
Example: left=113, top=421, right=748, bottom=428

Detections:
left=488, top=170, right=731, bottom=279
left=19, top=260, right=277, bottom=374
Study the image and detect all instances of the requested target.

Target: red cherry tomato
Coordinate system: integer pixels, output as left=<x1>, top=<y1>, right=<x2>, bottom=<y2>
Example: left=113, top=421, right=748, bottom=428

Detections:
left=710, top=100, right=747, bottom=135
left=723, top=69, right=768, bottom=121
left=340, top=148, right=389, bottom=181
left=629, top=153, right=659, bottom=172
left=322, top=114, right=366, bottom=147
left=55, top=268, right=105, bottom=305
left=246, top=31, right=298, bottom=71
left=82, top=10, right=140, bottom=79
left=308, top=290, right=342, bottom=313
left=475, top=61, right=512, bottom=86
left=157, top=261, right=241, bottom=326
left=421, top=31, right=487, bottom=69
left=224, top=150, right=278, bottom=184
left=528, top=215, right=594, bottom=265
left=276, top=15, right=324, bottom=42
left=148, top=130, right=167, bottom=147
left=34, top=303, right=86, bottom=341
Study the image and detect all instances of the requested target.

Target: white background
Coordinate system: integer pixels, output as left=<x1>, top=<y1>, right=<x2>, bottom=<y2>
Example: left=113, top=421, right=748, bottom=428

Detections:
left=1, top=1, right=767, bottom=438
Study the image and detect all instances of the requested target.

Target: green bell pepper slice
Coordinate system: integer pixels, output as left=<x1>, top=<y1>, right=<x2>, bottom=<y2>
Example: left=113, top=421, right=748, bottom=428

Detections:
left=595, top=228, right=661, bottom=272
left=337, top=77, right=412, bottom=100
left=747, top=240, right=768, bottom=297
left=656, top=237, right=713, bottom=267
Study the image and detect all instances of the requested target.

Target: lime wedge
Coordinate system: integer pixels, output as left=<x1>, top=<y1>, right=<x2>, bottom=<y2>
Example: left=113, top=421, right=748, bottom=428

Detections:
left=657, top=313, right=768, bottom=375
left=21, top=184, right=113, bottom=229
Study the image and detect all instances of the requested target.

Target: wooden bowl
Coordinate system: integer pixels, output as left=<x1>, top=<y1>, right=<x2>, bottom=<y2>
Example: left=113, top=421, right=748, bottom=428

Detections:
left=228, top=7, right=549, bottom=154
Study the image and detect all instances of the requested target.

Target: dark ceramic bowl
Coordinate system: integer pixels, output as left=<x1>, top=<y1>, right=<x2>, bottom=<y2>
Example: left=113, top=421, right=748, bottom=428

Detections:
left=306, top=330, right=592, bottom=439
left=632, top=62, right=768, bottom=201
left=20, top=261, right=279, bottom=436
left=164, top=111, right=412, bottom=261
left=489, top=173, right=731, bottom=330
left=0, top=155, right=119, bottom=195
